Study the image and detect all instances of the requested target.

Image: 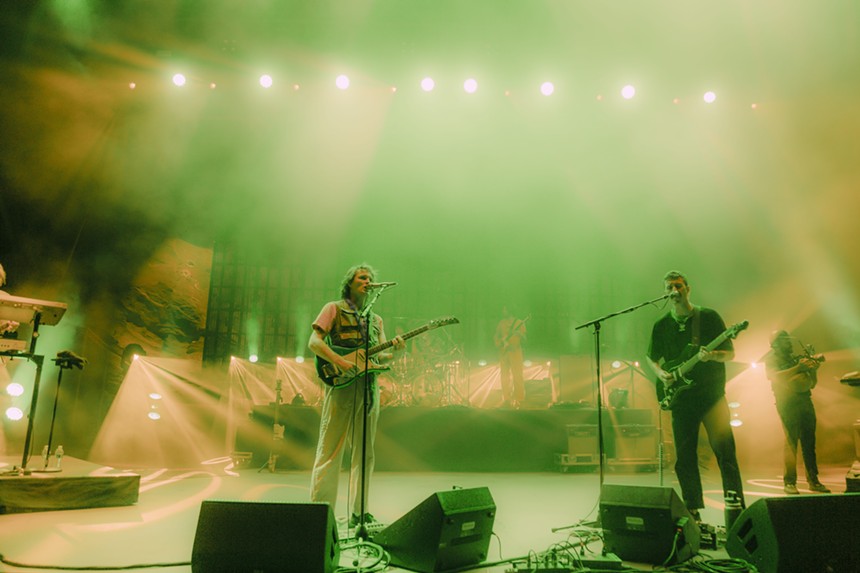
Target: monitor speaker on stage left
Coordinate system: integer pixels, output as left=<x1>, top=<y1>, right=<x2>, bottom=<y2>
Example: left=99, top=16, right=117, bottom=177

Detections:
left=191, top=500, right=338, bottom=573
left=373, top=486, right=496, bottom=573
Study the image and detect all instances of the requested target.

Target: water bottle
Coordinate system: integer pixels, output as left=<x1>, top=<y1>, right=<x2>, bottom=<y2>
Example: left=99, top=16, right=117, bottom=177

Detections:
left=41, top=445, right=49, bottom=466
left=724, top=490, right=743, bottom=531
left=55, top=445, right=64, bottom=469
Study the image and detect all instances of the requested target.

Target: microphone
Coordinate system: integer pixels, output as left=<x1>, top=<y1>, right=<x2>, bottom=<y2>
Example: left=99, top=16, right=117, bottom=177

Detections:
left=367, top=281, right=398, bottom=289
left=668, top=291, right=680, bottom=300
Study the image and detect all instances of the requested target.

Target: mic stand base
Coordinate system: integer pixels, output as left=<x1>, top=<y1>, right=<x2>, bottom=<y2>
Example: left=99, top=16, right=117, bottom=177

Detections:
left=31, top=467, right=62, bottom=474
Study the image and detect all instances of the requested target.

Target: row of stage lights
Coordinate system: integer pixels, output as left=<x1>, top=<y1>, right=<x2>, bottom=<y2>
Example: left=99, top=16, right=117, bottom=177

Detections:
left=126, top=73, right=756, bottom=107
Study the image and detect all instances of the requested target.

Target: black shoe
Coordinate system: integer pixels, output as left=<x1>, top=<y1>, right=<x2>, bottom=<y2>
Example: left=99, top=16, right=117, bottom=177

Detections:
left=808, top=482, right=831, bottom=493
left=784, top=483, right=799, bottom=495
left=349, top=512, right=377, bottom=527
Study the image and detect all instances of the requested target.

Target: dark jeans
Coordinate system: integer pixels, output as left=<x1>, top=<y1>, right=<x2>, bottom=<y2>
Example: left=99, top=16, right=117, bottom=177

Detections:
left=775, top=393, right=819, bottom=485
left=672, top=396, right=745, bottom=510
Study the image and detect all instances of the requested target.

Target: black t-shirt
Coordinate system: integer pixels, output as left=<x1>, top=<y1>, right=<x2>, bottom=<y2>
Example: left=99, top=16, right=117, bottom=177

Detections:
left=647, top=306, right=732, bottom=408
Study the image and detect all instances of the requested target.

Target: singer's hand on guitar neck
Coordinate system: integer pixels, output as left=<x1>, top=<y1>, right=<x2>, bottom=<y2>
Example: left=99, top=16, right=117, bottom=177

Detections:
left=375, top=336, right=405, bottom=364
left=697, top=347, right=733, bottom=363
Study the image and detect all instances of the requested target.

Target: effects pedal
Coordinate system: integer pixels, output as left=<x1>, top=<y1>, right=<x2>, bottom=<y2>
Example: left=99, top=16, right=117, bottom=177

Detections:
left=577, top=553, right=624, bottom=570
left=509, top=551, right=624, bottom=572
left=698, top=522, right=717, bottom=550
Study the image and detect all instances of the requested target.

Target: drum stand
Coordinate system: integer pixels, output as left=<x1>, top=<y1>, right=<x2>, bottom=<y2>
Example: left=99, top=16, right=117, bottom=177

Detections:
left=259, top=380, right=284, bottom=473
left=385, top=357, right=413, bottom=406
left=440, top=360, right=466, bottom=406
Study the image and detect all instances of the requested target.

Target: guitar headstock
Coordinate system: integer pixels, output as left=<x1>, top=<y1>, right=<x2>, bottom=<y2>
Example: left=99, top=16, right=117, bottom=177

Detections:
left=429, top=316, right=460, bottom=329
left=728, top=320, right=750, bottom=338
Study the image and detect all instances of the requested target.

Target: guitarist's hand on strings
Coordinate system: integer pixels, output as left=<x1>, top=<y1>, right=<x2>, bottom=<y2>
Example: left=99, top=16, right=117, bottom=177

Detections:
left=697, top=347, right=733, bottom=363
left=798, top=356, right=821, bottom=372
left=377, top=336, right=405, bottom=363
left=656, top=368, right=677, bottom=387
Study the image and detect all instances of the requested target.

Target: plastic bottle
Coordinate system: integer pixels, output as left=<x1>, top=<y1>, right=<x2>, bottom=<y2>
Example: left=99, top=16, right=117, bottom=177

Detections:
left=55, top=445, right=64, bottom=469
left=724, top=490, right=743, bottom=531
left=41, top=445, right=50, bottom=466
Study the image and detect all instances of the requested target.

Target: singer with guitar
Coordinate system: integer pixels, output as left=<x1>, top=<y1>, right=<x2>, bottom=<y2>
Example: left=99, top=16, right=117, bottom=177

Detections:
left=765, top=330, right=830, bottom=494
left=308, top=263, right=404, bottom=529
left=646, top=270, right=746, bottom=521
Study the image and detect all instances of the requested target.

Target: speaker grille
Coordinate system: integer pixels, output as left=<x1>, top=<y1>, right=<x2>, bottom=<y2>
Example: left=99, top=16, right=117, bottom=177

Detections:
left=726, top=493, right=860, bottom=573
left=192, top=500, right=339, bottom=573
left=374, top=487, right=496, bottom=573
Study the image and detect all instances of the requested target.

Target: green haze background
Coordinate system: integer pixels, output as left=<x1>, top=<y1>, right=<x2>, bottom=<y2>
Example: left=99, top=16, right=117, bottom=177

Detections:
left=1, top=1, right=858, bottom=377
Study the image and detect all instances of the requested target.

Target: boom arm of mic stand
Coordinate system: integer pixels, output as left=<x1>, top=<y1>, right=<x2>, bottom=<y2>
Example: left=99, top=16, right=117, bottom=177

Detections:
left=574, top=293, right=670, bottom=331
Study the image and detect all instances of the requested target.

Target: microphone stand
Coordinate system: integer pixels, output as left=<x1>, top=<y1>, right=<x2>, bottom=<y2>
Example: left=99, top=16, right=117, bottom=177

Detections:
left=354, top=286, right=389, bottom=540
left=574, top=294, right=670, bottom=489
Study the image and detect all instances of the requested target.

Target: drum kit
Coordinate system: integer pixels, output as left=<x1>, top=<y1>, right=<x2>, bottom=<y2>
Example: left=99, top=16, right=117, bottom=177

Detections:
left=378, top=319, right=467, bottom=407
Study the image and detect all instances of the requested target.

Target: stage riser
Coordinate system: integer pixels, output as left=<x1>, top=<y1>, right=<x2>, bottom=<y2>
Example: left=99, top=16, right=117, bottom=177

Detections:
left=0, top=457, right=140, bottom=514
left=236, top=406, right=654, bottom=472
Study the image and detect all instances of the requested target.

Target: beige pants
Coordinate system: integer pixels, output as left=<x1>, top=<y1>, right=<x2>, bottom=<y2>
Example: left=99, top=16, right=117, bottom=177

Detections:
left=310, top=377, right=380, bottom=517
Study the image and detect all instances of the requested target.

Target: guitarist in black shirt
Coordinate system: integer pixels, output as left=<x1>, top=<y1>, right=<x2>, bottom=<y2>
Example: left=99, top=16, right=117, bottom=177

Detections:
left=646, top=270, right=746, bottom=521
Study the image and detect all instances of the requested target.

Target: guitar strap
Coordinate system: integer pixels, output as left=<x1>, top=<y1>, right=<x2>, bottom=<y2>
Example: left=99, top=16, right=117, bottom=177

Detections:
left=690, top=306, right=701, bottom=347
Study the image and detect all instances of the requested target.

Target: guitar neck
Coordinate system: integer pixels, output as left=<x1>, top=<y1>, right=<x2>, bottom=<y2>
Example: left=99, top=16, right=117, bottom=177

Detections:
left=367, top=324, right=434, bottom=356
left=502, top=316, right=529, bottom=344
left=677, top=330, right=733, bottom=378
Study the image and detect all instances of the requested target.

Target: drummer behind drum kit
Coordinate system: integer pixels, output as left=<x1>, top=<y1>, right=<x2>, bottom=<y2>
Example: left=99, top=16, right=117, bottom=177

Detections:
left=378, top=319, right=467, bottom=407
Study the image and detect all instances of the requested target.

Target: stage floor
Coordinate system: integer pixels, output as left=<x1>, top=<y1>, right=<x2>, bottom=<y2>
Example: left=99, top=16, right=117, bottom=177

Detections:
left=0, top=456, right=851, bottom=573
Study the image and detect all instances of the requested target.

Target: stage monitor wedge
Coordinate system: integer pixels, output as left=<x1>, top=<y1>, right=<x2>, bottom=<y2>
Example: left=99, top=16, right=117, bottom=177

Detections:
left=725, top=493, right=860, bottom=573
left=192, top=500, right=338, bottom=573
left=599, top=484, right=699, bottom=565
left=373, top=486, right=495, bottom=573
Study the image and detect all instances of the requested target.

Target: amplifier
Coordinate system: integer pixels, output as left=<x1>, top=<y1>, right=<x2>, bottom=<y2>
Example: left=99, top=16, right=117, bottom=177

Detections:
left=566, top=424, right=599, bottom=464
left=611, top=424, right=658, bottom=461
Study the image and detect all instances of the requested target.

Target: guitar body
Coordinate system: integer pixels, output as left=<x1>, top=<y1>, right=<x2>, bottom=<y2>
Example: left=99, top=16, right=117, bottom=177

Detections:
left=655, top=320, right=749, bottom=411
left=316, top=316, right=459, bottom=388
left=656, top=345, right=698, bottom=410
left=316, top=346, right=390, bottom=388
left=499, top=315, right=530, bottom=352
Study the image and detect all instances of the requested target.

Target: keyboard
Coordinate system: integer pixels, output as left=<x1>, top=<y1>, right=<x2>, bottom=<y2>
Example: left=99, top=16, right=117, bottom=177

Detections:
left=0, top=338, right=27, bottom=354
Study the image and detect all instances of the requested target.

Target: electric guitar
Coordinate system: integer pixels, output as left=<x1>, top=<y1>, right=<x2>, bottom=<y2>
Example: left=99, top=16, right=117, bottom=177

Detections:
left=316, top=316, right=459, bottom=388
left=656, top=320, right=749, bottom=410
left=498, top=314, right=530, bottom=352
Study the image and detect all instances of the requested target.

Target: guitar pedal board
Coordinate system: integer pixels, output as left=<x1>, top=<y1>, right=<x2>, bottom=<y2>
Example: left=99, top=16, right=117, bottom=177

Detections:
left=509, top=551, right=624, bottom=572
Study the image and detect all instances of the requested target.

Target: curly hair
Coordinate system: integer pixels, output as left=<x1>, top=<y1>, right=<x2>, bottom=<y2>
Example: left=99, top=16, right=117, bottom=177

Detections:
left=339, top=263, right=377, bottom=300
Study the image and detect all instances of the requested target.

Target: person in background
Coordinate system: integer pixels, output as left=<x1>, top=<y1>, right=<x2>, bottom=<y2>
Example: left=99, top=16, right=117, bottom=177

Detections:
left=765, top=330, right=830, bottom=494
left=494, top=306, right=527, bottom=408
